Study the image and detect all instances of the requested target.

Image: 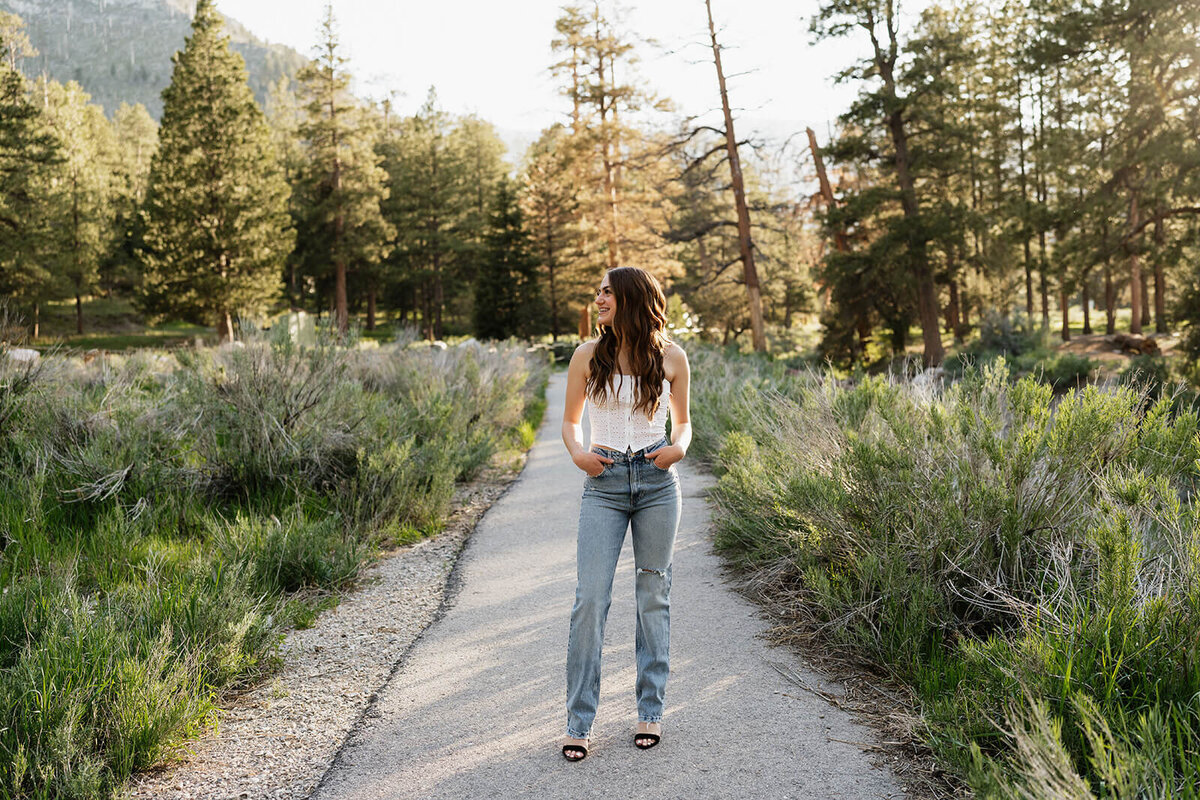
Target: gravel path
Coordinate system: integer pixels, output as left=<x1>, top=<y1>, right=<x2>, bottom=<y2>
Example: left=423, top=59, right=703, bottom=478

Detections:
left=311, top=371, right=906, bottom=799
left=121, top=460, right=524, bottom=800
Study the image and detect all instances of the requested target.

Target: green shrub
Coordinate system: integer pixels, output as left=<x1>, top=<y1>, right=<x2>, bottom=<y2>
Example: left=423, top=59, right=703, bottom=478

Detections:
left=689, top=342, right=1200, bottom=797
left=974, top=309, right=1044, bottom=356
left=0, top=331, right=546, bottom=799
left=1030, top=352, right=1097, bottom=391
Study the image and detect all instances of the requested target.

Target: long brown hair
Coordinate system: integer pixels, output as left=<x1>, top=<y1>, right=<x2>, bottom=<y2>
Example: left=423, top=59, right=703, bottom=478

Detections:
left=586, top=266, right=672, bottom=420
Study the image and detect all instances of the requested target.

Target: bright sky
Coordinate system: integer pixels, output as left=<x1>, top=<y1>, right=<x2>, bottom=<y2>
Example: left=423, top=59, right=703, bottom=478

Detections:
left=216, top=0, right=929, bottom=170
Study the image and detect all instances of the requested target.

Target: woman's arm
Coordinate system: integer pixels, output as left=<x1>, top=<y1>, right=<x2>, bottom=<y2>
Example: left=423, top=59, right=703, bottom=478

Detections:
left=562, top=342, right=613, bottom=475
left=648, top=344, right=691, bottom=467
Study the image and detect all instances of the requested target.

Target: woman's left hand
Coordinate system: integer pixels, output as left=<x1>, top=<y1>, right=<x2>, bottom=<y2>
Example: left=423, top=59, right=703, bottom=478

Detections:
left=645, top=444, right=683, bottom=469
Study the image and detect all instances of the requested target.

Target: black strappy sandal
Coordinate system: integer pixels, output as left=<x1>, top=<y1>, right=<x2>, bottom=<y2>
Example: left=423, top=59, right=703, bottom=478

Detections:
left=634, top=723, right=661, bottom=749
left=562, top=740, right=589, bottom=761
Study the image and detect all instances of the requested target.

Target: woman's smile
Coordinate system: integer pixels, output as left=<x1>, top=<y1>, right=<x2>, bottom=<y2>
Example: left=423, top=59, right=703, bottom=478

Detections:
left=596, top=281, right=615, bottom=322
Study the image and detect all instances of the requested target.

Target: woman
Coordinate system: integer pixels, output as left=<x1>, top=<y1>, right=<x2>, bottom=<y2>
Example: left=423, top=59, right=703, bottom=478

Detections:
left=559, top=266, right=691, bottom=761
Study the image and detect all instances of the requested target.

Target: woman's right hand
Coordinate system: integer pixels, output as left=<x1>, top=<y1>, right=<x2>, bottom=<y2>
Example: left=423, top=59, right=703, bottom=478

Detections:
left=574, top=450, right=614, bottom=477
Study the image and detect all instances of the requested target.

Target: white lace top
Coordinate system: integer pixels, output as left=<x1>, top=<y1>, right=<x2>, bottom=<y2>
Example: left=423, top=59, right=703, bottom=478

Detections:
left=587, top=373, right=672, bottom=452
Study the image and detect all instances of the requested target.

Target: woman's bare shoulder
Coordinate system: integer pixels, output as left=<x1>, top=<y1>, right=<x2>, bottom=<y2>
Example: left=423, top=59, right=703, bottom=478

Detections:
left=569, top=340, right=598, bottom=376
left=572, top=340, right=598, bottom=361
left=663, top=341, right=688, bottom=364
left=662, top=341, right=687, bottom=383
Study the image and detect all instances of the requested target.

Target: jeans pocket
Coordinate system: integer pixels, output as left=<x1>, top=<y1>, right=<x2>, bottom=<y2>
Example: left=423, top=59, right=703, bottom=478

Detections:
left=587, top=450, right=611, bottom=478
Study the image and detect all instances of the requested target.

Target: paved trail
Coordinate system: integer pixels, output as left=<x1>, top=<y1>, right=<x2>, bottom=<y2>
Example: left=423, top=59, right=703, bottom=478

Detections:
left=312, top=371, right=904, bottom=799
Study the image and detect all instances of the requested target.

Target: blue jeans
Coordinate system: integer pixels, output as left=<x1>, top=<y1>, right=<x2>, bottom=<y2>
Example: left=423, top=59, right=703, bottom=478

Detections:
left=565, top=434, right=682, bottom=739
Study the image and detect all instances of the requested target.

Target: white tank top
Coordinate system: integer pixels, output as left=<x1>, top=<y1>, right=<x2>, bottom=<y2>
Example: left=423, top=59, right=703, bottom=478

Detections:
left=587, top=373, right=672, bottom=452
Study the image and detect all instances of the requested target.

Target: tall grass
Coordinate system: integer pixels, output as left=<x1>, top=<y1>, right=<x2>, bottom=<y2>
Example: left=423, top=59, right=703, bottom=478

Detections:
left=689, top=344, right=1200, bottom=798
left=0, top=326, right=548, bottom=799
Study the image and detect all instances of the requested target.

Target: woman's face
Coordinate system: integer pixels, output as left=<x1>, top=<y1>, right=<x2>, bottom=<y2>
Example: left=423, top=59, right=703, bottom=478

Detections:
left=595, top=275, right=616, bottom=326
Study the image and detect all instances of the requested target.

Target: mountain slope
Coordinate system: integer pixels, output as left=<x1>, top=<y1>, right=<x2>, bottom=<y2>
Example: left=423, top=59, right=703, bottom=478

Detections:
left=1, top=0, right=306, bottom=118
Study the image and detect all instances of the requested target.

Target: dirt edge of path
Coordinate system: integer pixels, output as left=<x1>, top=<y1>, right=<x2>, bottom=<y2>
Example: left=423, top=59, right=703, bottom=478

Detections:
left=709, top=546, right=970, bottom=800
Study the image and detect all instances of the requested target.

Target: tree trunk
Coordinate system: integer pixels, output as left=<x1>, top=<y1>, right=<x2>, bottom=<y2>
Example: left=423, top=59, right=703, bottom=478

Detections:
left=595, top=7, right=620, bottom=270
left=1016, top=74, right=1034, bottom=319
left=75, top=294, right=83, bottom=335
left=1035, top=75, right=1050, bottom=330
left=545, top=214, right=559, bottom=341
left=1153, top=216, right=1166, bottom=333
left=1060, top=289, right=1070, bottom=341
left=806, top=126, right=845, bottom=309
left=889, top=318, right=907, bottom=355
left=1140, top=270, right=1150, bottom=329
left=578, top=303, right=590, bottom=340
left=807, top=128, right=842, bottom=233
left=366, top=284, right=376, bottom=331
left=1081, top=273, right=1092, bottom=334
left=32, top=301, right=39, bottom=339
left=1104, top=261, right=1115, bottom=334
left=1023, top=241, right=1034, bottom=319
left=868, top=26, right=942, bottom=365
left=948, top=279, right=961, bottom=340
left=334, top=256, right=348, bottom=335
left=330, top=63, right=348, bottom=337
left=570, top=44, right=581, bottom=134
left=707, top=0, right=765, bottom=352
left=856, top=316, right=872, bottom=358
left=1128, top=190, right=1142, bottom=335
left=217, top=310, right=234, bottom=343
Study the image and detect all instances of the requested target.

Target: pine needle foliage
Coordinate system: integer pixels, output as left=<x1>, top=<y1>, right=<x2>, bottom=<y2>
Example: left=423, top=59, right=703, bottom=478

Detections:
left=137, top=0, right=293, bottom=341
left=0, top=21, right=61, bottom=298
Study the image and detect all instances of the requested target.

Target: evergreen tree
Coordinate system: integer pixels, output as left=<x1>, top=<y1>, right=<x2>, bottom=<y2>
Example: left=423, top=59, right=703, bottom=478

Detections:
left=448, top=114, right=510, bottom=327
left=264, top=76, right=307, bottom=308
left=1177, top=250, right=1200, bottom=360
left=379, top=87, right=469, bottom=340
left=293, top=3, right=392, bottom=334
left=473, top=177, right=544, bottom=340
left=137, top=0, right=293, bottom=341
left=548, top=2, right=682, bottom=335
left=0, top=17, right=60, bottom=331
left=102, top=102, right=158, bottom=298
left=521, top=124, right=585, bottom=341
left=811, top=0, right=949, bottom=365
left=36, top=78, right=117, bottom=334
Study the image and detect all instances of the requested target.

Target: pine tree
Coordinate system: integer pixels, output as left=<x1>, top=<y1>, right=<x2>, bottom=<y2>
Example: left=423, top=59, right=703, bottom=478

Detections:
left=521, top=124, right=585, bottom=341
left=264, top=76, right=307, bottom=308
left=293, top=3, right=392, bottom=335
left=0, top=17, right=61, bottom=330
left=549, top=2, right=681, bottom=336
left=102, top=102, right=157, bottom=298
left=379, top=87, right=469, bottom=340
left=473, top=177, right=544, bottom=340
left=36, top=78, right=117, bottom=334
left=811, top=0, right=947, bottom=366
left=450, top=114, right=509, bottom=301
left=137, top=0, right=293, bottom=341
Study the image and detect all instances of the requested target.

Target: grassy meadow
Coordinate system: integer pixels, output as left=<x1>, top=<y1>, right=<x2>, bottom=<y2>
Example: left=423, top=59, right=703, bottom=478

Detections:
left=689, top=342, right=1200, bottom=798
left=0, top=324, right=548, bottom=799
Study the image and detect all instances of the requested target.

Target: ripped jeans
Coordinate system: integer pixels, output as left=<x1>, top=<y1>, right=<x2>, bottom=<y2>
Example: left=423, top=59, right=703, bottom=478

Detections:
left=565, top=434, right=683, bottom=740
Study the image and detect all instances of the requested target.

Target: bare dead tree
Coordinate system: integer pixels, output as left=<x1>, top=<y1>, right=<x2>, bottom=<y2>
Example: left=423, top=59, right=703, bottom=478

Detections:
left=705, top=0, right=765, bottom=352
